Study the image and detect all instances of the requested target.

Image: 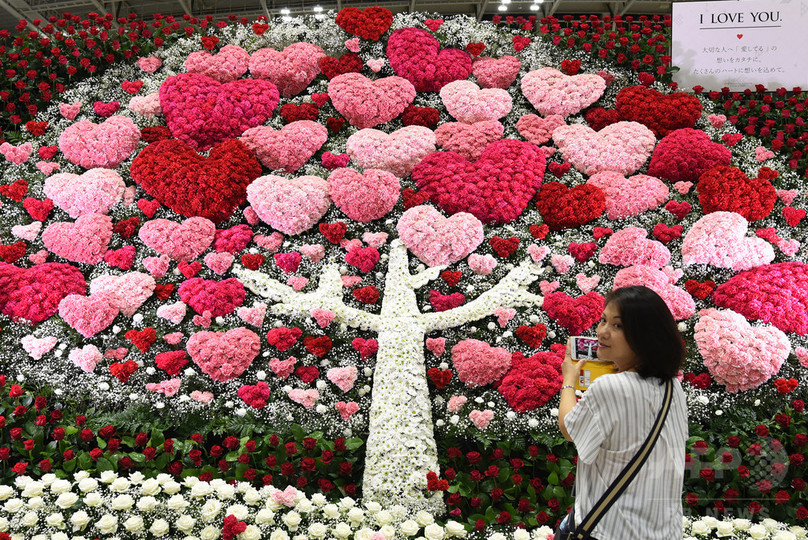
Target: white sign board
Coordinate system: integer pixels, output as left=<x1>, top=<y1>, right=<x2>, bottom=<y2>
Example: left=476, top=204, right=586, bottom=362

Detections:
left=672, top=0, right=807, bottom=92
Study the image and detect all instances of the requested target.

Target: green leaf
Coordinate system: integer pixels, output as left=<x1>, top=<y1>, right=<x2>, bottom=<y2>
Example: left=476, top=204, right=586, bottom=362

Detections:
left=96, top=457, right=114, bottom=472
left=78, top=452, right=92, bottom=470
left=345, top=438, right=364, bottom=451
left=548, top=472, right=559, bottom=485
left=149, top=428, right=165, bottom=448
left=290, top=424, right=305, bottom=441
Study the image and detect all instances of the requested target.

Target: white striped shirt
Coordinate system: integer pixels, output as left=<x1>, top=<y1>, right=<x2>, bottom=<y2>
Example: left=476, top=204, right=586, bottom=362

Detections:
left=565, top=371, right=688, bottom=540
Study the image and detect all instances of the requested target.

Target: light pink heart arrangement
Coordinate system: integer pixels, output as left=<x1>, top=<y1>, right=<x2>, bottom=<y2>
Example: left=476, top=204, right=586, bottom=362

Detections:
left=472, top=56, right=521, bottom=89
left=312, top=308, right=336, bottom=328
left=269, top=356, right=297, bottom=379
left=58, top=116, right=141, bottom=169
left=42, top=213, right=113, bottom=264
left=136, top=56, right=162, bottom=73
left=493, top=307, right=516, bottom=328
left=326, top=366, right=358, bottom=392
left=434, top=121, right=504, bottom=161
left=204, top=252, right=235, bottom=275
left=186, top=327, right=261, bottom=382
left=236, top=303, right=266, bottom=327
left=59, top=102, right=81, bottom=120
left=469, top=409, right=495, bottom=430
left=346, top=126, right=436, bottom=177
left=426, top=337, right=446, bottom=357
left=599, top=227, right=671, bottom=268
left=439, top=80, right=512, bottom=123
left=521, top=67, right=606, bottom=117
left=21, top=335, right=58, bottom=360
left=12, top=222, right=41, bottom=242
left=575, top=273, right=601, bottom=295
left=682, top=212, right=775, bottom=271
left=613, top=265, right=695, bottom=320
left=89, top=272, right=156, bottom=317
left=694, top=308, right=789, bottom=392
left=249, top=43, right=326, bottom=97
left=0, top=142, right=33, bottom=165
left=396, top=206, right=484, bottom=267
left=468, top=254, right=497, bottom=275
left=246, top=175, right=331, bottom=235
left=128, top=93, right=162, bottom=117
left=138, top=217, right=216, bottom=261
left=69, top=344, right=103, bottom=373
left=335, top=401, right=360, bottom=420
left=586, top=172, right=669, bottom=220
left=58, top=292, right=119, bottom=338
left=515, top=114, right=566, bottom=146
left=43, top=169, right=126, bottom=218
left=553, top=121, right=656, bottom=176
left=328, top=168, right=400, bottom=223
left=287, top=388, right=319, bottom=408
left=156, top=301, right=187, bottom=324
left=184, top=44, right=250, bottom=83
left=241, top=121, right=328, bottom=173
left=527, top=245, right=550, bottom=263
left=328, top=73, right=416, bottom=129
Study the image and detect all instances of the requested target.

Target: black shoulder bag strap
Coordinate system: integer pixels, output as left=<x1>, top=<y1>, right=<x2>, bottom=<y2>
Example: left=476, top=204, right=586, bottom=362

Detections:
left=571, top=378, right=674, bottom=540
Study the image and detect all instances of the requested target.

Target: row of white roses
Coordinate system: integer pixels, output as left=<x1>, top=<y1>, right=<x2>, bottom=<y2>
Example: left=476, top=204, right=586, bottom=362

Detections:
left=682, top=516, right=807, bottom=540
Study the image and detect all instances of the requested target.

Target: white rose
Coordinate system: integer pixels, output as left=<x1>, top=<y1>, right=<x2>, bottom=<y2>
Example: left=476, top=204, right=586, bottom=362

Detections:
left=255, top=508, right=275, bottom=525
left=270, top=530, right=290, bottom=540
left=283, top=510, right=302, bottom=529
left=163, top=481, right=181, bottom=495
left=489, top=534, right=506, bottom=540
left=244, top=489, right=262, bottom=506
left=45, top=512, right=65, bottom=528
left=150, top=518, right=171, bottom=537
left=296, top=499, right=314, bottom=514
left=137, top=495, right=159, bottom=512
left=99, top=471, right=118, bottom=484
left=773, top=532, right=797, bottom=540
left=381, top=525, right=396, bottom=538
left=3, top=499, right=23, bottom=513
left=702, top=516, right=719, bottom=529
left=83, top=492, right=103, bottom=507
left=323, top=504, right=340, bottom=519
left=129, top=471, right=145, bottom=484
left=365, top=501, right=382, bottom=514
left=191, top=482, right=214, bottom=498
left=445, top=521, right=467, bottom=538
left=200, top=525, right=221, bottom=540
left=789, top=526, right=807, bottom=538
left=241, top=525, right=262, bottom=540
left=347, top=507, right=365, bottom=523
left=0, top=486, right=14, bottom=501
left=73, top=470, right=90, bottom=481
left=168, top=494, right=189, bottom=512
left=415, top=511, right=435, bottom=527
left=733, top=519, right=752, bottom=531
left=70, top=510, right=91, bottom=530
left=123, top=515, right=145, bottom=533
left=339, top=497, right=356, bottom=510
left=376, top=510, right=394, bottom=526
left=51, top=533, right=69, bottom=540
left=399, top=520, right=421, bottom=537
left=21, top=511, right=38, bottom=527
left=21, top=482, right=44, bottom=498
left=54, top=492, right=79, bottom=509
left=763, top=519, right=780, bottom=532
left=308, top=522, right=329, bottom=538
left=78, top=478, right=99, bottom=493
left=217, top=484, right=236, bottom=500
left=156, top=473, right=172, bottom=484
left=225, top=504, right=249, bottom=521
left=176, top=515, right=197, bottom=533
left=311, top=493, right=326, bottom=506
left=355, top=528, right=374, bottom=540
left=96, top=514, right=119, bottom=535
left=716, top=521, right=734, bottom=537
left=141, top=479, right=161, bottom=496
left=110, top=477, right=130, bottom=492
left=749, top=525, right=769, bottom=539
left=0, top=516, right=7, bottom=531
left=30, top=536, right=46, bottom=540
left=26, top=496, right=43, bottom=509
left=690, top=521, right=709, bottom=535
left=201, top=500, right=222, bottom=522
left=111, top=494, right=135, bottom=511
left=424, top=524, right=445, bottom=540
left=333, top=522, right=353, bottom=539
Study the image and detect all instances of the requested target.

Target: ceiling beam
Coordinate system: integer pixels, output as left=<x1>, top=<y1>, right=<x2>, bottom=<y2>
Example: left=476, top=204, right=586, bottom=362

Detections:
left=177, top=0, right=193, bottom=16
left=258, top=0, right=270, bottom=18
left=619, top=0, right=637, bottom=15
left=0, top=0, right=32, bottom=28
left=547, top=0, right=562, bottom=16
left=476, top=0, right=489, bottom=21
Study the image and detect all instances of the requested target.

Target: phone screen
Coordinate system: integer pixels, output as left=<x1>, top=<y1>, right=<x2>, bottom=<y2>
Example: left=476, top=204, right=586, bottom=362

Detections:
left=572, top=337, right=598, bottom=360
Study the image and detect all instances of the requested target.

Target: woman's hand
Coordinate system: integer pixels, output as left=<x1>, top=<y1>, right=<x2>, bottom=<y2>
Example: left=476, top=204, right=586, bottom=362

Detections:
left=561, top=338, right=588, bottom=386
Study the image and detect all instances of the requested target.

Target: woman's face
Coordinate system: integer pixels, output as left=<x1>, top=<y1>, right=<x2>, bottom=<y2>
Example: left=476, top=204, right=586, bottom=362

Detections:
left=596, top=302, right=638, bottom=372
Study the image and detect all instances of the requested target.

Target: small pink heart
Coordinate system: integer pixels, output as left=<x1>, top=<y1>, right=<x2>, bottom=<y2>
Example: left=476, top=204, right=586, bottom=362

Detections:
left=59, top=102, right=81, bottom=120
left=522, top=67, right=606, bottom=117
left=58, top=293, right=119, bottom=338
left=469, top=409, right=494, bottom=430
left=43, top=213, right=113, bottom=264
left=36, top=161, right=61, bottom=175
left=399, top=206, right=484, bottom=267
left=328, top=73, right=416, bottom=129
left=0, top=142, right=33, bottom=165
left=312, top=308, right=336, bottom=328
left=104, top=347, right=129, bottom=360
left=139, top=217, right=216, bottom=261
left=755, top=146, right=775, bottom=162
left=142, top=255, right=170, bottom=278
left=237, top=303, right=266, bottom=327
left=341, top=275, right=362, bottom=287
left=327, top=366, right=358, bottom=392
left=243, top=206, right=260, bottom=225
left=190, top=390, right=214, bottom=403
left=434, top=121, right=504, bottom=162
left=28, top=250, right=49, bottom=265
left=551, top=254, right=575, bottom=274
left=366, top=58, right=385, bottom=72
left=493, top=307, right=516, bottom=328
left=204, top=252, right=234, bottom=275
left=300, top=244, right=325, bottom=262
left=335, top=401, right=360, bottom=420
left=362, top=232, right=388, bottom=248
left=447, top=395, right=467, bottom=412
left=472, top=55, right=521, bottom=89
left=707, top=114, right=726, bottom=128
left=673, top=181, right=693, bottom=195
left=157, top=301, right=187, bottom=324
left=777, top=239, right=800, bottom=256
left=21, top=335, right=58, bottom=360
left=777, top=189, right=799, bottom=205
left=254, top=232, right=284, bottom=253
left=345, top=38, right=360, bottom=52
left=796, top=347, right=808, bottom=368
left=288, top=388, right=319, bottom=408
left=288, top=276, right=309, bottom=290
left=12, top=222, right=41, bottom=242
left=69, top=344, right=103, bottom=372
left=193, top=310, right=213, bottom=328
left=269, top=356, right=297, bottom=379
left=468, top=253, right=497, bottom=275
left=185, top=44, right=250, bottom=83
left=346, top=126, right=436, bottom=178
left=426, top=337, right=446, bottom=357
left=516, top=114, right=566, bottom=145
left=186, top=327, right=260, bottom=382
left=575, top=273, right=601, bottom=294
left=527, top=244, right=550, bottom=263
left=164, top=332, right=184, bottom=345
left=136, top=56, right=162, bottom=73
left=440, top=80, right=512, bottom=123
left=539, top=280, right=560, bottom=296
left=341, top=238, right=363, bottom=251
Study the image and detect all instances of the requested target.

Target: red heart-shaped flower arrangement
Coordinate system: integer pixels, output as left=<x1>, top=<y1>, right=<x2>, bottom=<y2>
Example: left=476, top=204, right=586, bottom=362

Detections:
left=412, top=139, right=545, bottom=225
left=428, top=367, right=452, bottom=389
left=535, top=182, right=605, bottom=230
left=696, top=165, right=776, bottom=222
left=497, top=347, right=563, bottom=412
left=387, top=27, right=472, bottom=92
left=335, top=6, right=393, bottom=40
left=684, top=279, right=716, bottom=300
left=131, top=138, right=262, bottom=223
left=647, top=128, right=732, bottom=183
left=489, top=236, right=520, bottom=258
left=178, top=278, right=246, bottom=318
left=318, top=52, right=363, bottom=80
left=542, top=291, right=605, bottom=335
left=0, top=262, right=86, bottom=324
left=303, top=336, right=333, bottom=357
left=266, top=327, right=302, bottom=351
left=614, top=86, right=702, bottom=138
left=516, top=324, right=547, bottom=349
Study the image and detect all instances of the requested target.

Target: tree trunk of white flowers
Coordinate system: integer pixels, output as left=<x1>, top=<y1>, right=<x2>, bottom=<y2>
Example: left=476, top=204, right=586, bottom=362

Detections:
left=236, top=239, right=542, bottom=512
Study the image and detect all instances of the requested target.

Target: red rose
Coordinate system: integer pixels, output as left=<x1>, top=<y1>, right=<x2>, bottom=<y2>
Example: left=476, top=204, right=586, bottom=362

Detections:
left=11, top=462, right=27, bottom=474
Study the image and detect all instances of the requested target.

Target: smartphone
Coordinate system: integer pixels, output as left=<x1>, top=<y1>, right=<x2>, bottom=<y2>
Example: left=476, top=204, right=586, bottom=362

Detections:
left=570, top=336, right=598, bottom=360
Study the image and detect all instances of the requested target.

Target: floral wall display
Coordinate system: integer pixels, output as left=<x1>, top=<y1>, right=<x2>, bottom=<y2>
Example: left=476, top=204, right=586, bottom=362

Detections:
left=0, top=6, right=807, bottom=539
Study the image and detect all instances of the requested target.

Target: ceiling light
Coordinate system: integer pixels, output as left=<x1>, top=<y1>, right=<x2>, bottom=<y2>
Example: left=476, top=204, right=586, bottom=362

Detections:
left=497, top=4, right=507, bottom=10
left=280, top=8, right=291, bottom=15
left=529, top=3, right=539, bottom=9
left=313, top=5, right=323, bottom=12
left=501, top=0, right=511, bottom=4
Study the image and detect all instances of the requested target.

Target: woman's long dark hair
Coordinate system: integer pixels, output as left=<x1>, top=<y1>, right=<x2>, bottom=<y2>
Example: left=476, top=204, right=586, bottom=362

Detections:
left=604, top=286, right=685, bottom=381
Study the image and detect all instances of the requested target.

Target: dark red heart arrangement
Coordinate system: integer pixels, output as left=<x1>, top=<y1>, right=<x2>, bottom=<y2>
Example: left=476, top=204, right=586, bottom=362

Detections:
left=535, top=182, right=605, bottom=230
left=696, top=165, right=776, bottom=222
left=489, top=236, right=520, bottom=258
left=614, top=85, right=702, bottom=138
left=318, top=52, right=363, bottom=80
left=0, top=262, right=86, bottom=324
left=335, top=6, right=393, bottom=41
left=386, top=27, right=472, bottom=92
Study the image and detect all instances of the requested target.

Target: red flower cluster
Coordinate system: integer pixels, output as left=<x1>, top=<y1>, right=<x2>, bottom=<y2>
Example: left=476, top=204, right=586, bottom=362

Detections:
left=614, top=86, right=702, bottom=138
left=535, top=182, right=605, bottom=230
left=696, top=165, right=776, bottom=222
left=647, top=128, right=732, bottom=183
left=497, top=346, right=564, bottom=412
left=335, top=6, right=393, bottom=41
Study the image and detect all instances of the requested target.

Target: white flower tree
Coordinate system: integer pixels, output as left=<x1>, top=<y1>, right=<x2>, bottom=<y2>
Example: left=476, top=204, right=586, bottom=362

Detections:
left=236, top=236, right=543, bottom=512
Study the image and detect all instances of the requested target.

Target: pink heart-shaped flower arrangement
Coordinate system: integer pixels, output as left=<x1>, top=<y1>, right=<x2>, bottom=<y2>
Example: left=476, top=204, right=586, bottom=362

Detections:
left=187, top=327, right=260, bottom=382
left=288, top=388, right=319, bottom=408
left=434, top=121, right=504, bottom=161
left=249, top=43, right=326, bottom=97
left=412, top=139, right=545, bottom=225
left=128, top=93, right=162, bottom=117
left=327, top=366, right=358, bottom=392
left=42, top=213, right=113, bottom=264
left=469, top=409, right=495, bottom=430
left=58, top=292, right=119, bottom=338
left=346, top=126, right=436, bottom=178
left=397, top=206, right=484, bottom=267
left=712, top=262, right=808, bottom=336
left=694, top=308, right=789, bottom=392
left=451, top=339, right=511, bottom=387
left=335, top=401, right=360, bottom=420
left=241, top=121, right=328, bottom=173
left=43, top=169, right=126, bottom=218
left=58, top=116, right=140, bottom=169
left=89, top=272, right=156, bottom=318
left=681, top=212, right=774, bottom=271
left=439, top=80, right=512, bottom=123
left=553, top=121, right=656, bottom=176
left=328, top=73, right=416, bottom=129
left=472, top=55, right=521, bottom=89
left=599, top=227, right=671, bottom=268
left=521, top=67, right=606, bottom=117
left=328, top=168, right=400, bottom=223
left=386, top=27, right=472, bottom=92
left=138, top=217, right=216, bottom=261
left=178, top=278, right=246, bottom=318
left=613, top=265, right=695, bottom=320
left=0, top=142, right=32, bottom=165
left=586, top=172, right=669, bottom=220
left=238, top=381, right=271, bottom=408
left=515, top=114, right=566, bottom=146
left=184, top=44, right=250, bottom=83
left=646, top=128, right=732, bottom=183
left=246, top=175, right=331, bottom=235
left=0, top=262, right=86, bottom=324
left=159, top=73, right=280, bottom=151
left=21, top=335, right=58, bottom=359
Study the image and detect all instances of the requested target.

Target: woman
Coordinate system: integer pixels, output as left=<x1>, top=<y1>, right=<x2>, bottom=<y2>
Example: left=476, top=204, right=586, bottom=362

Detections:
left=557, top=286, right=688, bottom=540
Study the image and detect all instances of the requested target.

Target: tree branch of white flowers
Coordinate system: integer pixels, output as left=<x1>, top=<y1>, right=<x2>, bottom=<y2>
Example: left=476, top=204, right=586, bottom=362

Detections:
left=234, top=265, right=381, bottom=331
left=421, top=259, right=544, bottom=332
